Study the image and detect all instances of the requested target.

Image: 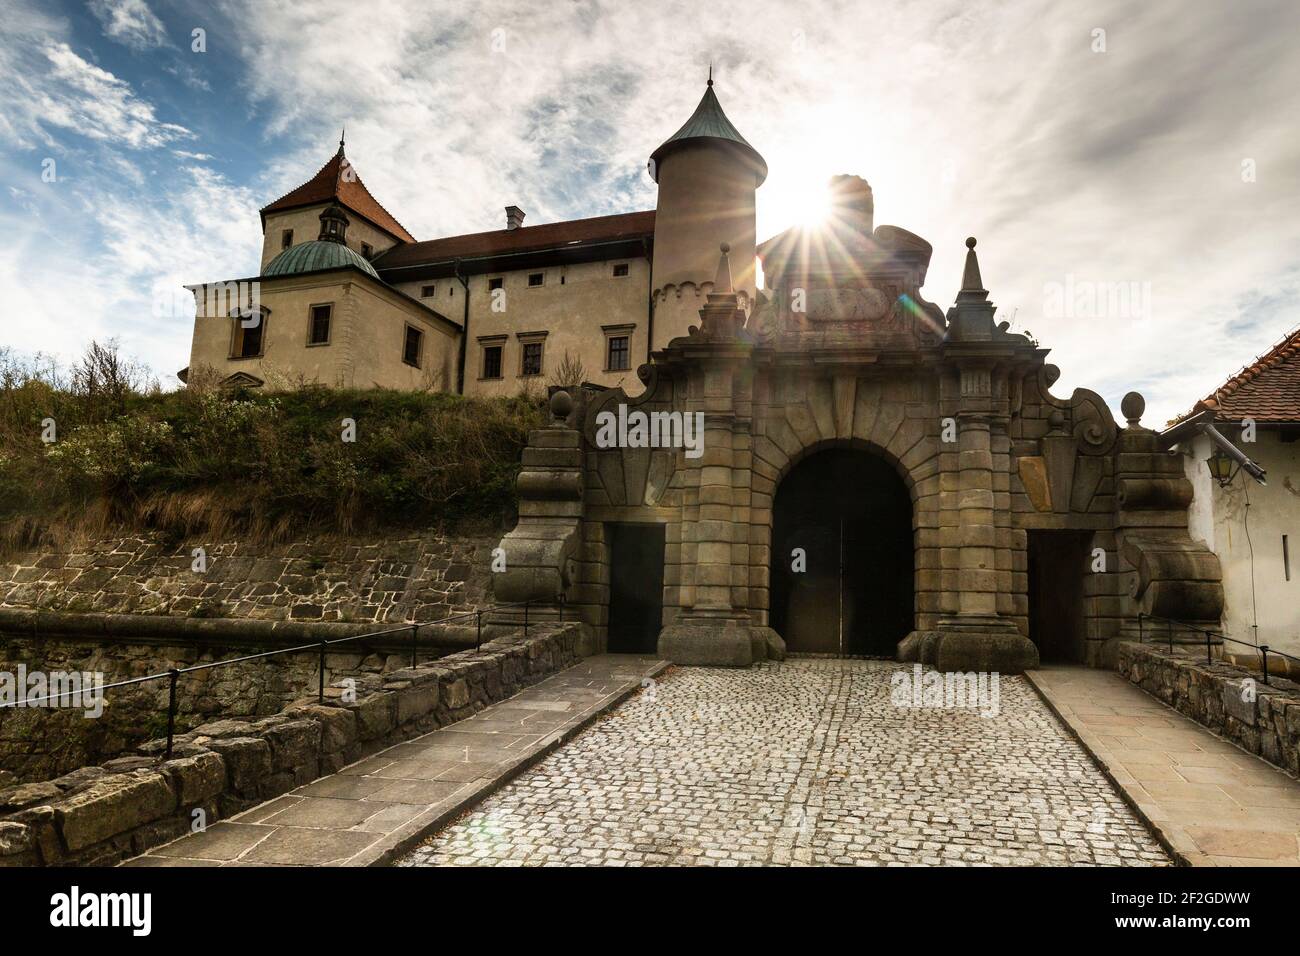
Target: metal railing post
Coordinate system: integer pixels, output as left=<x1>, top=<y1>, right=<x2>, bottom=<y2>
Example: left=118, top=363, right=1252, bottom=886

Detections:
left=559, top=593, right=565, bottom=624
left=476, top=610, right=482, bottom=652
left=410, top=623, right=418, bottom=668
left=1167, top=619, right=1173, bottom=654
left=1261, top=645, right=1271, bottom=686
left=318, top=641, right=326, bottom=703
left=1206, top=627, right=1213, bottom=665
left=524, top=599, right=529, bottom=636
left=1138, top=612, right=1144, bottom=645
left=164, top=669, right=179, bottom=760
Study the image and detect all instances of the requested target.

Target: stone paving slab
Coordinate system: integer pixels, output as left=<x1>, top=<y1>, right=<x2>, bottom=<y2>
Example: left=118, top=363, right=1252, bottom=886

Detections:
left=124, top=654, right=664, bottom=867
left=401, top=659, right=1171, bottom=867
left=1026, top=665, right=1300, bottom=866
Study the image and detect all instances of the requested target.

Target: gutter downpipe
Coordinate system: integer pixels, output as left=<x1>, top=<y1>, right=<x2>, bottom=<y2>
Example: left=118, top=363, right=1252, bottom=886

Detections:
left=643, top=237, right=654, bottom=367
left=454, top=257, right=470, bottom=394
left=1160, top=410, right=1268, bottom=485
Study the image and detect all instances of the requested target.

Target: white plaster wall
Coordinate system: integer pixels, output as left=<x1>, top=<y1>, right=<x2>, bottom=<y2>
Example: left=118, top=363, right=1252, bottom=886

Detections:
left=1183, top=430, right=1300, bottom=657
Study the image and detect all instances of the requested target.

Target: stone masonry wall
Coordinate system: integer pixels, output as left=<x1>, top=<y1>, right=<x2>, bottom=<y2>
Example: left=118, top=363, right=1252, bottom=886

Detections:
left=0, top=526, right=502, bottom=785
left=0, top=527, right=498, bottom=624
left=0, top=624, right=581, bottom=867
left=1115, top=640, right=1300, bottom=778
left=0, top=635, right=451, bottom=785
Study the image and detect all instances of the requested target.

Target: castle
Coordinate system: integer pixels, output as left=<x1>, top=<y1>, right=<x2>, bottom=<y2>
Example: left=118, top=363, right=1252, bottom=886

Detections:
left=183, top=77, right=769, bottom=396
left=184, top=78, right=1226, bottom=672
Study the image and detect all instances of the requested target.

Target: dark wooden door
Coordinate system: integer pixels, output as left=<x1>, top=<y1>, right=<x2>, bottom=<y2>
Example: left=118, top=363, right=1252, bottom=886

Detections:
left=607, top=523, right=666, bottom=653
left=772, top=449, right=913, bottom=656
left=1027, top=530, right=1091, bottom=662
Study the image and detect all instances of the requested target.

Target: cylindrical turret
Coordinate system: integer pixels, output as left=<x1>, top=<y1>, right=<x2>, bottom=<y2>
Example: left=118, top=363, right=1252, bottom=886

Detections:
left=648, top=78, right=766, bottom=350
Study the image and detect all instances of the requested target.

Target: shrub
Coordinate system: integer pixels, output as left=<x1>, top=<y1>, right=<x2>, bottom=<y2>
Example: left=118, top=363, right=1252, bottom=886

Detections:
left=0, top=344, right=546, bottom=547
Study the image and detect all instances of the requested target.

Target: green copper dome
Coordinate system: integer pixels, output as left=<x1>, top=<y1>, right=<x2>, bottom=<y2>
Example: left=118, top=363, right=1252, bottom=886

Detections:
left=648, top=80, right=767, bottom=185
left=263, top=240, right=379, bottom=280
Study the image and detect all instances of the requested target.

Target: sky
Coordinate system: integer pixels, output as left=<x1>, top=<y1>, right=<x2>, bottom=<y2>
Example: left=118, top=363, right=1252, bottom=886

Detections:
left=1, top=0, right=1298, bottom=425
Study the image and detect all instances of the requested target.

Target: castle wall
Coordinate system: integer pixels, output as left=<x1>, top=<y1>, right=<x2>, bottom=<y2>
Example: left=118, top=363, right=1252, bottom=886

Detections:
left=391, top=256, right=651, bottom=398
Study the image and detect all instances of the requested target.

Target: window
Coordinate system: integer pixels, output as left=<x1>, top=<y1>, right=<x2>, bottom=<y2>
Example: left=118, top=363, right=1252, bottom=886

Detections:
left=403, top=325, right=423, bottom=367
left=612, top=263, right=629, bottom=278
left=482, top=345, right=503, bottom=379
left=361, top=242, right=373, bottom=259
left=527, top=272, right=544, bottom=287
left=281, top=229, right=293, bottom=250
left=308, top=304, right=331, bottom=345
left=232, top=310, right=265, bottom=358
left=488, top=277, right=504, bottom=291
left=607, top=335, right=630, bottom=371
left=521, top=341, right=543, bottom=376
left=420, top=285, right=435, bottom=298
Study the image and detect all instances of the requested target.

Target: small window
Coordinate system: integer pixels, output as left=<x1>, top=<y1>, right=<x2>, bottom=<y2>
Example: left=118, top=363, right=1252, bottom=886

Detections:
left=607, top=335, right=630, bottom=371
left=420, top=285, right=435, bottom=298
left=482, top=345, right=503, bottom=380
left=403, top=326, right=423, bottom=368
left=521, top=341, right=543, bottom=376
left=527, top=272, right=544, bottom=288
left=234, top=311, right=264, bottom=358
left=281, top=229, right=293, bottom=250
left=612, top=263, right=629, bottom=278
left=308, top=304, right=332, bottom=345
left=488, top=277, right=504, bottom=291
left=361, top=242, right=374, bottom=259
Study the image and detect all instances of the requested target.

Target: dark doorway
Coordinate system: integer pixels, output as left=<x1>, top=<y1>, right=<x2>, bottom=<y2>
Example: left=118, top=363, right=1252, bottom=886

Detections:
left=606, top=523, right=666, bottom=653
left=1027, top=530, right=1092, bottom=663
left=770, top=448, right=913, bottom=656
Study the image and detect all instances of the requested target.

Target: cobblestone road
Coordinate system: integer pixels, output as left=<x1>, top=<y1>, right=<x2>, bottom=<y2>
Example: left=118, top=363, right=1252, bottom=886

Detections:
left=399, top=659, right=1170, bottom=866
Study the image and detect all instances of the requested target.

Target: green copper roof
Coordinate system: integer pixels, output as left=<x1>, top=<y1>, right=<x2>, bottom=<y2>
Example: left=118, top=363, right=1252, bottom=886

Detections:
left=649, top=82, right=767, bottom=185
left=263, top=240, right=380, bottom=280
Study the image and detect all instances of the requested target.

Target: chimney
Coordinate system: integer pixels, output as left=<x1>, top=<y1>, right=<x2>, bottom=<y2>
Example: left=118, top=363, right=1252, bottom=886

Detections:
left=505, top=205, right=526, bottom=230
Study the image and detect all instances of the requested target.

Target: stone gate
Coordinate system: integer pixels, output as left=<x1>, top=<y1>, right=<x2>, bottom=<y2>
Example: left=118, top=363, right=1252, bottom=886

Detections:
left=491, top=180, right=1223, bottom=672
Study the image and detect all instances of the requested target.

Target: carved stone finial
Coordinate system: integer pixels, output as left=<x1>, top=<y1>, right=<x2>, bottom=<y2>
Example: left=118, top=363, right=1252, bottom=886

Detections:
left=714, top=242, right=733, bottom=293
left=549, top=388, right=573, bottom=423
left=961, top=236, right=985, bottom=294
left=1121, top=391, right=1145, bottom=427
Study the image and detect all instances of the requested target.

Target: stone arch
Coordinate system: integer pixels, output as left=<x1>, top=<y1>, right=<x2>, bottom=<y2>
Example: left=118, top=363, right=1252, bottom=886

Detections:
left=769, top=441, right=916, bottom=654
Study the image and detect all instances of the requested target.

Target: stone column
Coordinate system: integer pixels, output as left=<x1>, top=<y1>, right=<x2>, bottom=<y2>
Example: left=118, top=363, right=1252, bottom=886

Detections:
left=926, top=239, right=1038, bottom=672
left=656, top=246, right=782, bottom=667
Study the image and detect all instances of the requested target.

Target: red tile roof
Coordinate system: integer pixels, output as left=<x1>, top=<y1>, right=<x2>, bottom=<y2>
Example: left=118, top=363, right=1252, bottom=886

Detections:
left=1180, top=325, right=1300, bottom=424
left=260, top=148, right=415, bottom=243
left=374, top=210, right=655, bottom=269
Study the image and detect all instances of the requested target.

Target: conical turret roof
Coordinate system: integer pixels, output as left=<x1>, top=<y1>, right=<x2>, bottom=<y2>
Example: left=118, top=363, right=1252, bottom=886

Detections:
left=649, top=78, right=767, bottom=185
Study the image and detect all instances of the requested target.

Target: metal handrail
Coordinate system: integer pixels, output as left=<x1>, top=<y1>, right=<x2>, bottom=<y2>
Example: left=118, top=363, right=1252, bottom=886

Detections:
left=1137, top=611, right=1300, bottom=687
left=0, top=598, right=555, bottom=757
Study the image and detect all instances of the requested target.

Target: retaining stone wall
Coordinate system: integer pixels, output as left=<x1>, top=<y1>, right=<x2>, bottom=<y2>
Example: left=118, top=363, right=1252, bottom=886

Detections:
left=0, top=528, right=498, bottom=624
left=1115, top=640, right=1300, bottom=777
left=0, top=624, right=581, bottom=867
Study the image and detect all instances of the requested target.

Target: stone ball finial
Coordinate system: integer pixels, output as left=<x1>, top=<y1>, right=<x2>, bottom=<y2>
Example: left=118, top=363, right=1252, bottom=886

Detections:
left=966, top=236, right=977, bottom=249
left=1121, top=391, right=1145, bottom=427
left=720, top=242, right=730, bottom=254
left=549, top=388, right=573, bottom=423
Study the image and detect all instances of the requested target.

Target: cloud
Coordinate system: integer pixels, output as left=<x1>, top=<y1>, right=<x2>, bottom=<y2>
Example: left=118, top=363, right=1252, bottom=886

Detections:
left=88, top=0, right=169, bottom=51
left=3, top=0, right=1299, bottom=423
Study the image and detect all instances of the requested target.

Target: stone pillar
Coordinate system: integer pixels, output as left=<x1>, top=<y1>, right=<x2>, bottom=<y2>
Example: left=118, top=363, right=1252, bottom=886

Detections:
left=902, top=238, right=1038, bottom=672
left=656, top=246, right=783, bottom=667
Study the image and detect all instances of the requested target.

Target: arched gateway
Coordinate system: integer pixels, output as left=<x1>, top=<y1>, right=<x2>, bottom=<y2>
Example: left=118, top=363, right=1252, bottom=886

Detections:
left=771, top=446, right=913, bottom=656
left=480, top=74, right=1226, bottom=674
left=490, top=176, right=1225, bottom=673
